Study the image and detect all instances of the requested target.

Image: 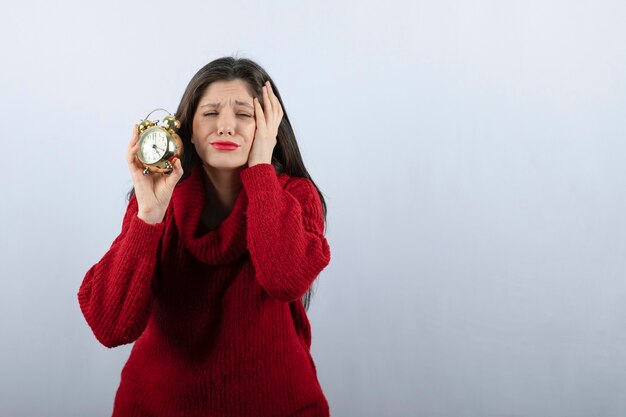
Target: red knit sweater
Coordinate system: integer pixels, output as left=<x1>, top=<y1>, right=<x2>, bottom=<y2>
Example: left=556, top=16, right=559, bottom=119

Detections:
left=78, top=162, right=331, bottom=417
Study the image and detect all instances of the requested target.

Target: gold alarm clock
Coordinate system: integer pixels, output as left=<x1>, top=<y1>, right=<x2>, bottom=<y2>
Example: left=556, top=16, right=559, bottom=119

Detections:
left=135, top=108, right=183, bottom=175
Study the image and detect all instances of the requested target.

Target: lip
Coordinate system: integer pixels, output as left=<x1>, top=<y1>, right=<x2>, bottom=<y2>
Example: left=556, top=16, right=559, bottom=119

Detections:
left=210, top=141, right=240, bottom=150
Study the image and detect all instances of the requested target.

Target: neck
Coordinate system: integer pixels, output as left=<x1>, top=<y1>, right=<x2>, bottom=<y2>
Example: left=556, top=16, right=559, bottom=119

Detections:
left=200, top=163, right=244, bottom=216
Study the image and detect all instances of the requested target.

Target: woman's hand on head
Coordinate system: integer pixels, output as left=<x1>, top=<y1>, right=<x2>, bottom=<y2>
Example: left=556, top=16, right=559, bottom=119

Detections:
left=127, top=125, right=184, bottom=224
left=248, top=81, right=283, bottom=167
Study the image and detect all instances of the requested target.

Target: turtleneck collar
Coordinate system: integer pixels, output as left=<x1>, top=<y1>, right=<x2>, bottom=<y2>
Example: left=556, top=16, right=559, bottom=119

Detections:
left=172, top=162, right=248, bottom=265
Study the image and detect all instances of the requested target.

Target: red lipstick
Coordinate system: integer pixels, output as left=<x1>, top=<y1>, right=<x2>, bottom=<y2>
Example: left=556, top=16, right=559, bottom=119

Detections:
left=211, top=141, right=240, bottom=151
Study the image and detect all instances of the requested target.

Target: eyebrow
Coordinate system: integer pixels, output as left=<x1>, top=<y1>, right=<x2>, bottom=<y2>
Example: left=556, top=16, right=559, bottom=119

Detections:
left=200, top=100, right=253, bottom=109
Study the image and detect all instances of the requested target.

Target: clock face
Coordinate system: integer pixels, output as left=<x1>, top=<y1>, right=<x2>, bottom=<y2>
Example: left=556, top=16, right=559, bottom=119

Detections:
left=139, top=128, right=168, bottom=164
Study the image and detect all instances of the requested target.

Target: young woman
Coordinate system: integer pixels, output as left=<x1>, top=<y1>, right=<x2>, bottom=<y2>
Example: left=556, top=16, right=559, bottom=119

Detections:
left=78, top=57, right=331, bottom=417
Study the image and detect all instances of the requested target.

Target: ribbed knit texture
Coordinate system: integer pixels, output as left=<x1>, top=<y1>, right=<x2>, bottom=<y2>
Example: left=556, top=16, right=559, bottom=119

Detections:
left=77, top=162, right=331, bottom=417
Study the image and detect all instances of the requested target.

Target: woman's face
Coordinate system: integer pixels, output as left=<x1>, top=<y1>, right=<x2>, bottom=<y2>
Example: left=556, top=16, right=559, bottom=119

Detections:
left=191, top=79, right=257, bottom=170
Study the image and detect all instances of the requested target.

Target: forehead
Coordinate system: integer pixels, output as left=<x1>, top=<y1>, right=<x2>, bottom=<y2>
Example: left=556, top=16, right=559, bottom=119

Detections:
left=200, top=79, right=254, bottom=101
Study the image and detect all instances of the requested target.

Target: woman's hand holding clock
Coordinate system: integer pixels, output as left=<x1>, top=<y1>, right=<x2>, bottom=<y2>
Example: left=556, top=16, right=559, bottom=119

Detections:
left=127, top=125, right=184, bottom=225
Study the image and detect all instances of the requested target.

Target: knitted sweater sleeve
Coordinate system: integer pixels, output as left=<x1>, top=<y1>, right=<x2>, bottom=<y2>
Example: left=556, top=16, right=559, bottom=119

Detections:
left=240, top=164, right=331, bottom=302
left=77, top=195, right=165, bottom=348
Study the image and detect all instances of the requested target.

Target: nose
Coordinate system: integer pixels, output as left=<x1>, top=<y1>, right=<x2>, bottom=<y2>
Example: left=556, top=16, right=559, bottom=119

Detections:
left=217, top=113, right=235, bottom=136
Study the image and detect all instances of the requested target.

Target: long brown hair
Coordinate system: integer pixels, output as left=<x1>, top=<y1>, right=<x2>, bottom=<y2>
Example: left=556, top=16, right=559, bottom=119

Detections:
left=131, top=57, right=327, bottom=310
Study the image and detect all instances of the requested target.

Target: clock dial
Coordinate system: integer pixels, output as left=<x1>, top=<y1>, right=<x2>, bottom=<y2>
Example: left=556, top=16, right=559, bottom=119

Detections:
left=139, top=129, right=168, bottom=164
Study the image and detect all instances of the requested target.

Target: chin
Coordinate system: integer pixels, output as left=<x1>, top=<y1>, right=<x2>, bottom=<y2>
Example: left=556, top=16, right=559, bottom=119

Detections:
left=202, top=154, right=248, bottom=171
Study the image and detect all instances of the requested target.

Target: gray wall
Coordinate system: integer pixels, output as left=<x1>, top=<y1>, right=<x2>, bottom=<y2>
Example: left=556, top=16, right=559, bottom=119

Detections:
left=1, top=0, right=626, bottom=416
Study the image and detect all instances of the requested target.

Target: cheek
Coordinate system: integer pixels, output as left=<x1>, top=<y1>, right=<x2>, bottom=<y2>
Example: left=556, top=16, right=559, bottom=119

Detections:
left=192, top=120, right=214, bottom=141
left=191, top=118, right=201, bottom=141
left=244, top=121, right=256, bottom=142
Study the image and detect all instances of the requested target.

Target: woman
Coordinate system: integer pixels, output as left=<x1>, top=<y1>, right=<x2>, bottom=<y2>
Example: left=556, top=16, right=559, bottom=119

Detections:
left=77, top=57, right=331, bottom=416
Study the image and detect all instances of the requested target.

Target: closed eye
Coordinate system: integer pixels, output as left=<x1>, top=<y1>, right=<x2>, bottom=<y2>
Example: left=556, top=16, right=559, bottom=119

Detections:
left=203, top=113, right=252, bottom=117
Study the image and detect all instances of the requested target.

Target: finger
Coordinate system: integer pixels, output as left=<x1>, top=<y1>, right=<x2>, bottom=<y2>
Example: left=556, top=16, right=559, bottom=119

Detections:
left=262, top=83, right=273, bottom=115
left=130, top=124, right=138, bottom=143
left=254, top=97, right=267, bottom=130
left=152, top=166, right=171, bottom=174
left=129, top=153, right=145, bottom=177
left=166, top=158, right=184, bottom=185
left=127, top=125, right=138, bottom=152
left=265, top=82, right=283, bottom=130
left=128, top=143, right=139, bottom=165
left=266, top=81, right=281, bottom=114
left=127, top=125, right=142, bottom=167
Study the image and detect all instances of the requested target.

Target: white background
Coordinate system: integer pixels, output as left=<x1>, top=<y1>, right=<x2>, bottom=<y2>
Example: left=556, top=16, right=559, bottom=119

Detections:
left=1, top=0, right=626, bottom=416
